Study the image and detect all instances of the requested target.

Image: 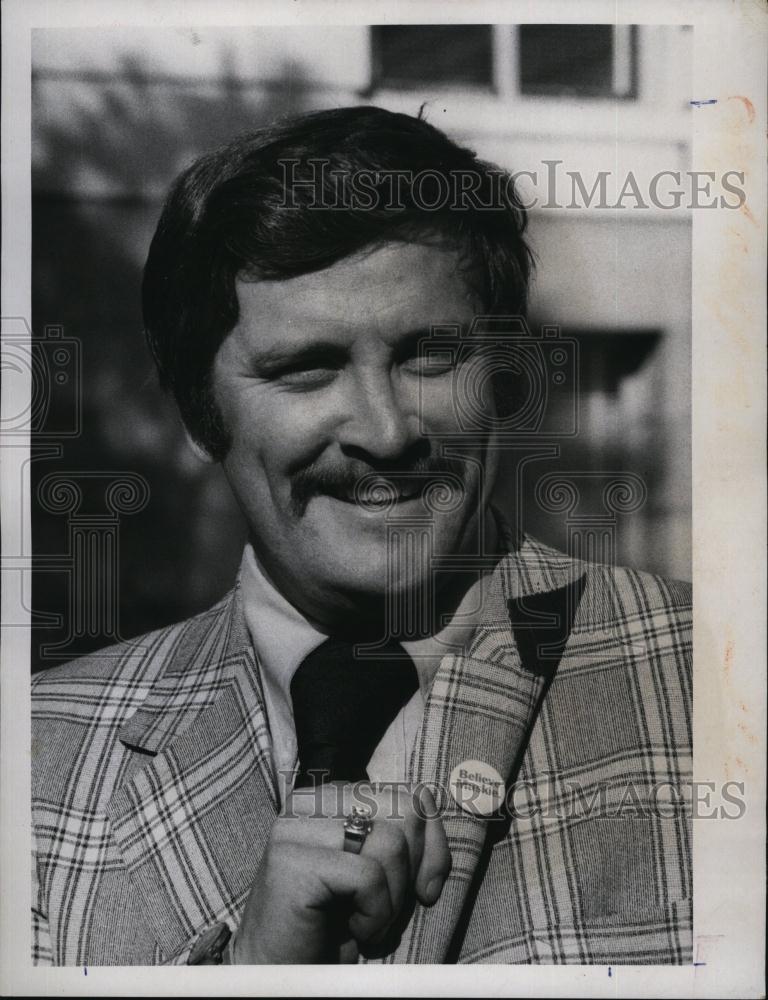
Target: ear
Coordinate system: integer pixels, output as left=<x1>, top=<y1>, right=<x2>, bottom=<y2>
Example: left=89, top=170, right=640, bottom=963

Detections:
left=183, top=427, right=217, bottom=464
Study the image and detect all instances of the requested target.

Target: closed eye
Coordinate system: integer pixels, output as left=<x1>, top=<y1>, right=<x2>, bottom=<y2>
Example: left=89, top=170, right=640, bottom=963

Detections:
left=402, top=349, right=458, bottom=377
left=250, top=342, right=347, bottom=389
left=275, top=365, right=340, bottom=389
left=396, top=328, right=473, bottom=377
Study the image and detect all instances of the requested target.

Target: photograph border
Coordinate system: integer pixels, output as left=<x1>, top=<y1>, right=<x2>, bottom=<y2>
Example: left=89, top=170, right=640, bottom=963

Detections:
left=2, top=0, right=765, bottom=996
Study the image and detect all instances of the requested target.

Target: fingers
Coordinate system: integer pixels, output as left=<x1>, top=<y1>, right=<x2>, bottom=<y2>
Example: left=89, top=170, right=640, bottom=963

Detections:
left=314, top=849, right=395, bottom=946
left=238, top=781, right=452, bottom=963
left=281, top=781, right=452, bottom=911
left=281, top=841, right=399, bottom=948
left=282, top=784, right=416, bottom=923
left=359, top=815, right=410, bottom=918
left=242, top=841, right=395, bottom=959
left=411, top=784, right=452, bottom=905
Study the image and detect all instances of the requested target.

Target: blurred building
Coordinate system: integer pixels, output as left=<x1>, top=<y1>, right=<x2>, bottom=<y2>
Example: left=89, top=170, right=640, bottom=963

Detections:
left=31, top=23, right=692, bottom=669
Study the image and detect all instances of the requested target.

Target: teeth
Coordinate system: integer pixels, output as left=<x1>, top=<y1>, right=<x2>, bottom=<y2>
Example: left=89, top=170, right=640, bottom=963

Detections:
left=344, top=489, right=419, bottom=503
left=332, top=480, right=428, bottom=505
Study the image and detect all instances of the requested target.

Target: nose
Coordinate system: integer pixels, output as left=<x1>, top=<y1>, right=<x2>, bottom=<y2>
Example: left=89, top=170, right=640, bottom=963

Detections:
left=337, top=370, right=422, bottom=463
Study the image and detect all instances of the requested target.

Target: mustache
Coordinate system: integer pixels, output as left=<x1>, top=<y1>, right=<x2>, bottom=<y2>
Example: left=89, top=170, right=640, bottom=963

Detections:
left=289, top=453, right=471, bottom=517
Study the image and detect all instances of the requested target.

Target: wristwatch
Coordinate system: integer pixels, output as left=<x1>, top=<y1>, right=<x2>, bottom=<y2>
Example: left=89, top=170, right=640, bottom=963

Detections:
left=187, top=922, right=236, bottom=965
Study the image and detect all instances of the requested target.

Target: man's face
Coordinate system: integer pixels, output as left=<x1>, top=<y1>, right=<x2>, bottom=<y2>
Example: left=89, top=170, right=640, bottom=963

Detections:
left=211, top=241, right=499, bottom=627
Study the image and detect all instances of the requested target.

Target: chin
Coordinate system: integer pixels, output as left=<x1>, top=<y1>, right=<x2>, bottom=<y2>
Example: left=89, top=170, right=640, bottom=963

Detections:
left=310, top=571, right=436, bottom=635
left=288, top=499, right=480, bottom=618
left=317, top=532, right=454, bottom=604
left=337, top=517, right=467, bottom=570
left=320, top=555, right=424, bottom=598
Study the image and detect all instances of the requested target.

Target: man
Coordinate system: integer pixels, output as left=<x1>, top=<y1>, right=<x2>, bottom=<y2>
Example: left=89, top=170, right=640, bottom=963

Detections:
left=31, top=106, right=692, bottom=965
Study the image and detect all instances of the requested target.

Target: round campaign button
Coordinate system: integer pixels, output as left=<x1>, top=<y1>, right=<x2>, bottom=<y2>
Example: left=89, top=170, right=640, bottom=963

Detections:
left=449, top=759, right=506, bottom=816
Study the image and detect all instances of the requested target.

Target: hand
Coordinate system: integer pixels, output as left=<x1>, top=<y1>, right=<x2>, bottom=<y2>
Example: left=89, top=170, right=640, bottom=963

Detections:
left=232, top=781, right=451, bottom=963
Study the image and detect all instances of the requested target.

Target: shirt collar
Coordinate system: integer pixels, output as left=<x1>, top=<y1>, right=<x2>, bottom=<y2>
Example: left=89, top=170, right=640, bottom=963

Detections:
left=240, top=542, right=327, bottom=709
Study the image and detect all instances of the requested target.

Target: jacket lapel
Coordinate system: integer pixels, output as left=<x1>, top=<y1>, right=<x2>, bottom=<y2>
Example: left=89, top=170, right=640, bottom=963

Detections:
left=106, top=585, right=279, bottom=961
left=391, top=532, right=586, bottom=963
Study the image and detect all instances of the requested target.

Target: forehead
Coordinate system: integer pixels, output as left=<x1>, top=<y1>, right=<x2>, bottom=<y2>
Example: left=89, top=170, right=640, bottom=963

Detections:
left=233, top=242, right=478, bottom=341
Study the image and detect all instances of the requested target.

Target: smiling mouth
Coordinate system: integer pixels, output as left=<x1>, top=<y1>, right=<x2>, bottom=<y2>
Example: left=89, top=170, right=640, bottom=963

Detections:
left=330, top=483, right=423, bottom=507
left=302, top=467, right=468, bottom=516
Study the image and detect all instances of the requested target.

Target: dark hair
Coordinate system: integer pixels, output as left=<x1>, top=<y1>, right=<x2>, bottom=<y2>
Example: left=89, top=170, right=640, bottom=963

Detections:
left=143, top=105, right=534, bottom=459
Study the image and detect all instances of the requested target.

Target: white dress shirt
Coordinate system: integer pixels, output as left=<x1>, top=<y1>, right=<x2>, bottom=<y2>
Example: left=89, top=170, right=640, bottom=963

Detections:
left=240, top=539, right=498, bottom=802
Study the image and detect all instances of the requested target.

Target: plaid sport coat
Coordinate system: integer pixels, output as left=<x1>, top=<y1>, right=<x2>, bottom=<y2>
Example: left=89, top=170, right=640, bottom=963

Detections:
left=31, top=530, right=693, bottom=965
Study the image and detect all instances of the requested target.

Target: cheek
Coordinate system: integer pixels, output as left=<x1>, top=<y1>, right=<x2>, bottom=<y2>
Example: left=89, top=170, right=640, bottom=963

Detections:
left=420, top=364, right=498, bottom=436
left=225, top=398, right=325, bottom=493
left=418, top=378, right=462, bottom=432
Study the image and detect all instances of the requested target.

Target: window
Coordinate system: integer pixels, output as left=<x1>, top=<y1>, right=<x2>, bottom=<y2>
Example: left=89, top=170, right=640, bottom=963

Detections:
left=370, top=24, right=638, bottom=100
left=371, top=26, right=494, bottom=89
left=518, top=25, right=637, bottom=98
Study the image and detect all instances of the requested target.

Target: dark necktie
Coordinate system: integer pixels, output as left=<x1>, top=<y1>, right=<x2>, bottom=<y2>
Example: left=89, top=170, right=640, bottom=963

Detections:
left=290, top=637, right=419, bottom=787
